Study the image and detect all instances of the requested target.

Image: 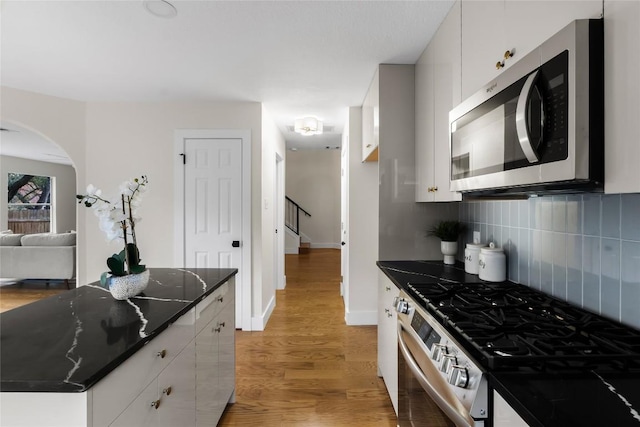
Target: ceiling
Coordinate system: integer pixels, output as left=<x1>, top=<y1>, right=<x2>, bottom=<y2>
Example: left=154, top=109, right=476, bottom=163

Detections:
left=0, top=0, right=454, bottom=158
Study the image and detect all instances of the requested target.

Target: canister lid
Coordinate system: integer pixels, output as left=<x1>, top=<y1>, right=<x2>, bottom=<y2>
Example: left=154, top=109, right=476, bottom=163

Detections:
left=480, top=242, right=503, bottom=253
left=466, top=242, right=486, bottom=249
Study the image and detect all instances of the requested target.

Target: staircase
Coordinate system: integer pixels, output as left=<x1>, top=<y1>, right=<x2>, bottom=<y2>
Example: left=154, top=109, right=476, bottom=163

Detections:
left=285, top=196, right=312, bottom=254
left=298, top=241, right=311, bottom=254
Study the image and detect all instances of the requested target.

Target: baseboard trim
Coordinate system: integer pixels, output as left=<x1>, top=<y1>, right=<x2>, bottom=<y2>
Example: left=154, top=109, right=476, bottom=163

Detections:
left=285, top=247, right=298, bottom=254
left=251, top=294, right=276, bottom=331
left=344, top=309, right=378, bottom=326
left=310, top=243, right=341, bottom=249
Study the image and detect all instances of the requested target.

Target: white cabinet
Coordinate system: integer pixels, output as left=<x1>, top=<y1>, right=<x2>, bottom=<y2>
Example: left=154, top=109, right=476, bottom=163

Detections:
left=415, top=2, right=462, bottom=202
left=604, top=0, right=640, bottom=193
left=461, top=1, right=603, bottom=99
left=493, top=391, right=530, bottom=427
left=362, top=68, right=380, bottom=162
left=111, top=341, right=196, bottom=427
left=377, top=271, right=399, bottom=415
left=196, top=287, right=235, bottom=426
left=92, top=311, right=196, bottom=426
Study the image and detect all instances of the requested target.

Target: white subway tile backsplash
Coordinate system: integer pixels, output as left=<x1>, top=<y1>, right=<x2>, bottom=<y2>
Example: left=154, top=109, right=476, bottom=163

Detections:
left=459, top=193, right=640, bottom=330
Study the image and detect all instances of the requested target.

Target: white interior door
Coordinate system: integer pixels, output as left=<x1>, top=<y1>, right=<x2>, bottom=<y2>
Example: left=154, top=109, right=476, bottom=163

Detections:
left=184, top=138, right=242, bottom=318
left=340, top=140, right=349, bottom=299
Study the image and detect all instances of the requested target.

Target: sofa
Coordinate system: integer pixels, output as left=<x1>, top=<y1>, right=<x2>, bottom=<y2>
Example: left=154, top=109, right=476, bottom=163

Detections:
left=0, top=231, right=76, bottom=288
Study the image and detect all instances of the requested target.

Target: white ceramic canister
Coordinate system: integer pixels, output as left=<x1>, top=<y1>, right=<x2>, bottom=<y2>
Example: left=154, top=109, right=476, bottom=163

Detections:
left=478, top=242, right=507, bottom=282
left=464, top=243, right=486, bottom=275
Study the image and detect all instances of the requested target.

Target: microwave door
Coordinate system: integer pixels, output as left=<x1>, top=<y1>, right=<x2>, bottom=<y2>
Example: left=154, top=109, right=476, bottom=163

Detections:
left=516, top=70, right=545, bottom=163
left=471, top=105, right=505, bottom=176
left=451, top=104, right=506, bottom=180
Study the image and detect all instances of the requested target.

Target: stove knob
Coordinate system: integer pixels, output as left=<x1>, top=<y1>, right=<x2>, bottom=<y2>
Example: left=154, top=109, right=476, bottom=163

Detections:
left=448, top=365, right=469, bottom=388
left=432, top=343, right=448, bottom=362
left=440, top=354, right=457, bottom=373
left=396, top=299, right=410, bottom=314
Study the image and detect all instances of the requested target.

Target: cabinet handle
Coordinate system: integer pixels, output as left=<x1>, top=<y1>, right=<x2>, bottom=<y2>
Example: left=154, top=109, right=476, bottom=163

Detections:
left=496, top=61, right=505, bottom=70
left=366, top=144, right=372, bottom=148
left=157, top=349, right=167, bottom=359
left=384, top=308, right=390, bottom=313
left=219, top=321, right=226, bottom=328
left=163, top=386, right=172, bottom=396
left=385, top=286, right=391, bottom=291
left=151, top=399, right=161, bottom=409
left=214, top=326, right=222, bottom=333
left=504, top=49, right=514, bottom=60
left=387, top=312, right=393, bottom=318
left=216, top=296, right=224, bottom=303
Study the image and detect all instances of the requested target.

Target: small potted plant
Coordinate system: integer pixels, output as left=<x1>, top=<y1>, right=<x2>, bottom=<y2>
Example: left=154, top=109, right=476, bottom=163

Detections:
left=427, top=220, right=465, bottom=265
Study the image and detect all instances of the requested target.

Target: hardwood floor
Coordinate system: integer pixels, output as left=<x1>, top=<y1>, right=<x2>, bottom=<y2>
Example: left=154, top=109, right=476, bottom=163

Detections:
left=0, top=280, right=69, bottom=313
left=218, top=248, right=396, bottom=426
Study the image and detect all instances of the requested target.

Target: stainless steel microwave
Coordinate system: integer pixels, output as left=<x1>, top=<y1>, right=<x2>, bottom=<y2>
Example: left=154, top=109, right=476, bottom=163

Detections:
left=449, top=19, right=603, bottom=196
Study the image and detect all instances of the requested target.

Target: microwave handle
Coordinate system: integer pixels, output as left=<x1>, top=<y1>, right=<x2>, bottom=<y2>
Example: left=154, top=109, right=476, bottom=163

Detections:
left=515, top=70, right=542, bottom=163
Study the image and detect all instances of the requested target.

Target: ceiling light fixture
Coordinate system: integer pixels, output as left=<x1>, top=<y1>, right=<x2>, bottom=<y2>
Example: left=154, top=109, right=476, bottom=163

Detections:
left=143, top=0, right=177, bottom=19
left=294, top=117, right=323, bottom=136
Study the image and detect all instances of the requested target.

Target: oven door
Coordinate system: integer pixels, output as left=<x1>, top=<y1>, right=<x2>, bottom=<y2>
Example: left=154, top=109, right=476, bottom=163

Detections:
left=397, top=322, right=478, bottom=427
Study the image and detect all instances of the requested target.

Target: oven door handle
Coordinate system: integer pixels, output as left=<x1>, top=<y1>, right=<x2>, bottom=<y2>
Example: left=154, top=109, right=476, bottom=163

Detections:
left=515, top=69, right=543, bottom=163
left=397, top=322, right=473, bottom=427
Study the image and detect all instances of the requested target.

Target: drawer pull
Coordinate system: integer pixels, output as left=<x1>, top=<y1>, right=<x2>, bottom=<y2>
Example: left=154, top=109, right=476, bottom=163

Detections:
left=157, top=349, right=167, bottom=359
left=213, top=326, right=222, bottom=333
left=385, top=286, right=391, bottom=291
left=163, top=386, right=172, bottom=396
left=216, top=296, right=224, bottom=303
left=219, top=321, right=226, bottom=328
left=151, top=399, right=161, bottom=409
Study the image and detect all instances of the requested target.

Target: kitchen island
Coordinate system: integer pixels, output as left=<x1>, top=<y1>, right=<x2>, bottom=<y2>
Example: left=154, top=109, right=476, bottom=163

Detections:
left=0, top=267, right=237, bottom=426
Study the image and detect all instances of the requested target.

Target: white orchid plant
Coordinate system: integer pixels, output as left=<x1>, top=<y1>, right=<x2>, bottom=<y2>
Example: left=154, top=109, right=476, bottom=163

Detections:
left=77, top=176, right=148, bottom=282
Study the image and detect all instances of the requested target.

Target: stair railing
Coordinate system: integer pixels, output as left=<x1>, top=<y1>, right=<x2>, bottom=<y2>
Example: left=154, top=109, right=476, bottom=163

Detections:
left=285, top=196, right=311, bottom=235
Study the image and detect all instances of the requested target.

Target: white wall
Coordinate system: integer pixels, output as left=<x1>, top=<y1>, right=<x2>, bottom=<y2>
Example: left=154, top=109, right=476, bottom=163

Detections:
left=1, top=86, right=285, bottom=330
left=84, top=101, right=264, bottom=289
left=343, top=107, right=379, bottom=325
left=285, top=149, right=341, bottom=248
left=1, top=156, right=76, bottom=234
left=0, top=87, right=86, bottom=281
left=256, top=105, right=286, bottom=330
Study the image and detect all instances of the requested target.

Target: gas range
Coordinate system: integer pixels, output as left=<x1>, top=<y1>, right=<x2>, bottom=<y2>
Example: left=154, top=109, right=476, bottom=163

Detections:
left=406, top=281, right=640, bottom=371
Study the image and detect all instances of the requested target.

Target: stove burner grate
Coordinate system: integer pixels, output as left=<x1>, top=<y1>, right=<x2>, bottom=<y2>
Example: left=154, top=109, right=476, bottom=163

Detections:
left=407, top=281, right=640, bottom=370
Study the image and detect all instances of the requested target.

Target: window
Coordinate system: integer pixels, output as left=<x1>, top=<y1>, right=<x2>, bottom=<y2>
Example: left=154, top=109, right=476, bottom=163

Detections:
left=7, top=173, right=52, bottom=234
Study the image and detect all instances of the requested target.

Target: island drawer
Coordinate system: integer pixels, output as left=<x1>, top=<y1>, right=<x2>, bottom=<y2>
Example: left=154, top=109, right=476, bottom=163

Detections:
left=92, top=320, right=193, bottom=426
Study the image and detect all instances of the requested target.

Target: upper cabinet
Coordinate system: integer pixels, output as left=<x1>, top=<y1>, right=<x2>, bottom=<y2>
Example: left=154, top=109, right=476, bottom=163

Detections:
left=461, top=1, right=603, bottom=100
left=362, top=69, right=380, bottom=162
left=415, top=2, right=462, bottom=202
left=604, top=0, right=640, bottom=193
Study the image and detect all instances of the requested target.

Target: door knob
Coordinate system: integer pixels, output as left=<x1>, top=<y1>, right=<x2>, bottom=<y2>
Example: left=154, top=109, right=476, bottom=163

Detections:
left=232, top=241, right=240, bottom=247
left=341, top=241, right=346, bottom=246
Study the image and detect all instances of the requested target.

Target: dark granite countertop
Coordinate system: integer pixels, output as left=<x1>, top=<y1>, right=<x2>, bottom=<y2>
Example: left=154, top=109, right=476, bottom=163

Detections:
left=377, top=260, right=640, bottom=427
left=0, top=267, right=237, bottom=393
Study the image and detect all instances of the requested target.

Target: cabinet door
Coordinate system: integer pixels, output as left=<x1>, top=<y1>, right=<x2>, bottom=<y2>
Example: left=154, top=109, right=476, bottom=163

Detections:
left=505, top=1, right=602, bottom=64
left=377, top=272, right=399, bottom=415
left=415, top=41, right=436, bottom=202
left=605, top=0, right=640, bottom=193
left=110, top=379, right=159, bottom=427
left=433, top=1, right=462, bottom=202
left=362, top=68, right=380, bottom=162
left=493, top=391, right=530, bottom=427
left=157, top=340, right=196, bottom=427
left=217, top=295, right=236, bottom=409
left=195, top=316, right=220, bottom=426
left=461, top=0, right=505, bottom=99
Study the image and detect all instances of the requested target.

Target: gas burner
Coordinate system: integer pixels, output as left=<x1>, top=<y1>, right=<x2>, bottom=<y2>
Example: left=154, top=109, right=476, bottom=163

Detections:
left=406, top=280, right=640, bottom=370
